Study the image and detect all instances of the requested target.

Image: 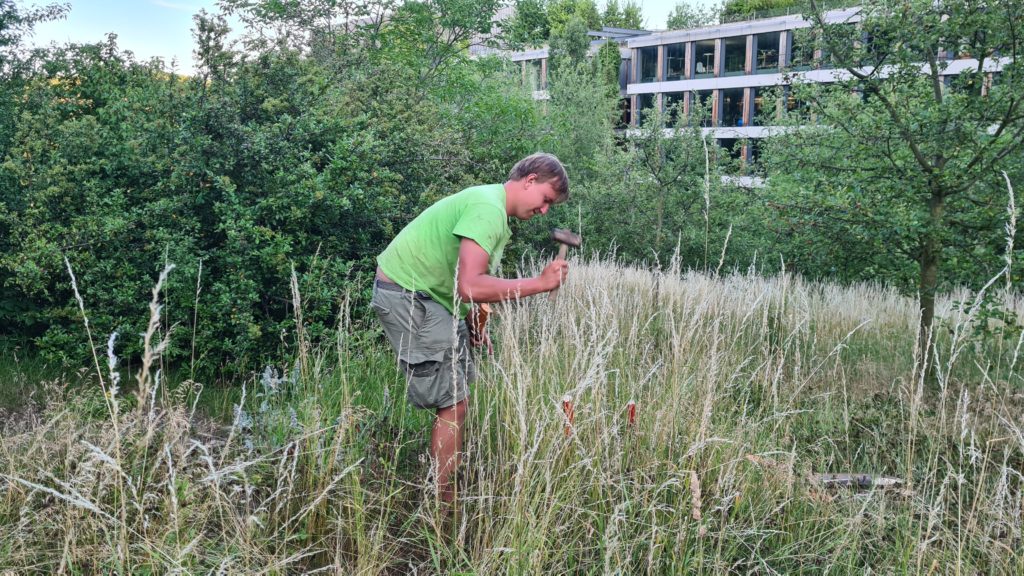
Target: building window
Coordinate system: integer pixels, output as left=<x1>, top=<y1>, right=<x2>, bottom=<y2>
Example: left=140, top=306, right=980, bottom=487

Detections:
left=693, top=89, right=713, bottom=126
left=751, top=87, right=765, bottom=126
left=617, top=98, right=631, bottom=129
left=694, top=40, right=715, bottom=77
left=819, top=43, right=833, bottom=69
left=723, top=36, right=746, bottom=76
left=665, top=43, right=686, bottom=81
left=790, top=28, right=815, bottom=70
left=636, top=92, right=656, bottom=126
left=755, top=32, right=780, bottom=73
left=862, top=23, right=884, bottom=65
left=639, top=46, right=658, bottom=83
left=718, top=138, right=743, bottom=165
left=664, top=92, right=685, bottom=127
left=524, top=60, right=543, bottom=91
left=721, top=88, right=745, bottom=127
left=785, top=88, right=812, bottom=120
left=749, top=139, right=763, bottom=165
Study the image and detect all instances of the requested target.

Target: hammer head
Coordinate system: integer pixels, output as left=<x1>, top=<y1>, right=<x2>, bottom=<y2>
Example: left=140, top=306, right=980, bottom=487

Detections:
left=551, top=228, right=582, bottom=248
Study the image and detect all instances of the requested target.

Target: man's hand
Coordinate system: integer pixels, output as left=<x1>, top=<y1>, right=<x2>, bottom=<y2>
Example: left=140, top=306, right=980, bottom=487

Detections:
left=539, top=258, right=569, bottom=292
left=470, top=324, right=493, bottom=354
left=457, top=238, right=570, bottom=301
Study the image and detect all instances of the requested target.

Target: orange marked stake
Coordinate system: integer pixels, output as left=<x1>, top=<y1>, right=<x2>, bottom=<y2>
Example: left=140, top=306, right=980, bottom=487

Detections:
left=562, top=394, right=574, bottom=437
left=626, top=400, right=636, bottom=428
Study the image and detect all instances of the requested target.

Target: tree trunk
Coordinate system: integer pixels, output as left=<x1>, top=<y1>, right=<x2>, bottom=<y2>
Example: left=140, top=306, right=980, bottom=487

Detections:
left=917, top=187, right=944, bottom=386
left=655, top=188, right=665, bottom=253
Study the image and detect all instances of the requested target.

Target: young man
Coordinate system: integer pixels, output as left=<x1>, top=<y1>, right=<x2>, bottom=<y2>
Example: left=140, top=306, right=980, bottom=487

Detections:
left=372, top=152, right=570, bottom=505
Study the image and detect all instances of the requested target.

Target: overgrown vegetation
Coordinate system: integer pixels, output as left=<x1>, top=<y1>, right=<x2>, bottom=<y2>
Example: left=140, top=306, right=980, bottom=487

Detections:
left=2, top=257, right=1022, bottom=572
left=504, top=0, right=644, bottom=50
left=2, top=0, right=1024, bottom=571
left=2, top=0, right=1019, bottom=373
left=763, top=0, right=1024, bottom=381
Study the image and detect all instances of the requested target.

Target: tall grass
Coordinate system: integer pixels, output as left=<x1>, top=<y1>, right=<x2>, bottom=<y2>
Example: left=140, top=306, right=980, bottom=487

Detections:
left=1, top=253, right=1022, bottom=573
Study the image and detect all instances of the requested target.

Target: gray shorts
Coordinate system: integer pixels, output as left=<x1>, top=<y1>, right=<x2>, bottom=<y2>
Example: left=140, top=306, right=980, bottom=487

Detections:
left=371, top=279, right=473, bottom=409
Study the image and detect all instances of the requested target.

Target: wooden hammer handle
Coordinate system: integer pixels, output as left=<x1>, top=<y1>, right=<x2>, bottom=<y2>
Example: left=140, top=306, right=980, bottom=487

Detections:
left=549, top=243, right=568, bottom=301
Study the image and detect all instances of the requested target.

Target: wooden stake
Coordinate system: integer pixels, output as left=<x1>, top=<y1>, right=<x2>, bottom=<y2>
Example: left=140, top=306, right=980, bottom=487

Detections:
left=562, top=394, right=574, bottom=437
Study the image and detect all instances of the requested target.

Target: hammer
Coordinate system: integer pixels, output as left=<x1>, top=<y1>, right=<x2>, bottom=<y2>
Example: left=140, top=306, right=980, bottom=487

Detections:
left=549, top=228, right=582, bottom=301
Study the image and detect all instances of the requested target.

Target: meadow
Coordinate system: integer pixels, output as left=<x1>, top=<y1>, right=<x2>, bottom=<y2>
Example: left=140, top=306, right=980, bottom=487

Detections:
left=1, top=257, right=1022, bottom=574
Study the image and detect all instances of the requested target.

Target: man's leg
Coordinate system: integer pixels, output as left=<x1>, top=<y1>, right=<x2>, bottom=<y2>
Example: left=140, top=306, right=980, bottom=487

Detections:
left=431, top=398, right=467, bottom=503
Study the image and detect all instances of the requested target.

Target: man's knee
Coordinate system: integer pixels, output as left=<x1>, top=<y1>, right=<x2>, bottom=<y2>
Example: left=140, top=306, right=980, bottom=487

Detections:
left=438, top=398, right=468, bottom=425
left=453, top=398, right=468, bottom=422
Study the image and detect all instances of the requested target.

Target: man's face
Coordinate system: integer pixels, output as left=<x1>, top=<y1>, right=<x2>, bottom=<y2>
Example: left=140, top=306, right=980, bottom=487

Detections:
left=515, top=176, right=559, bottom=220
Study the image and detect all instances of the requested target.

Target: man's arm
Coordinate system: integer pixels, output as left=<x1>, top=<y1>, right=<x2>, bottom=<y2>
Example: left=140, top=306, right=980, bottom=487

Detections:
left=456, top=237, right=568, bottom=303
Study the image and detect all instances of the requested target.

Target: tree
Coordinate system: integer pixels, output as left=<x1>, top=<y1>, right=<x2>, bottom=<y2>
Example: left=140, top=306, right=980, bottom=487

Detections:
left=0, top=1, right=68, bottom=150
left=542, top=60, right=617, bottom=179
left=503, top=0, right=549, bottom=48
left=603, top=0, right=644, bottom=29
left=563, top=96, right=769, bottom=270
left=0, top=0, right=551, bottom=367
left=547, top=0, right=602, bottom=36
left=548, top=14, right=590, bottom=72
left=595, top=38, right=622, bottom=92
left=666, top=1, right=719, bottom=29
left=620, top=0, right=644, bottom=29
left=763, top=0, right=1024, bottom=383
left=603, top=0, right=622, bottom=26
left=721, top=0, right=799, bottom=19
left=0, top=0, right=70, bottom=337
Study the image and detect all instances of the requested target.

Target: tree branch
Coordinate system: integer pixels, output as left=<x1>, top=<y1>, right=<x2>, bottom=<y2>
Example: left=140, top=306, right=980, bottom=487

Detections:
left=871, top=85, right=937, bottom=176
left=962, top=96, right=1021, bottom=174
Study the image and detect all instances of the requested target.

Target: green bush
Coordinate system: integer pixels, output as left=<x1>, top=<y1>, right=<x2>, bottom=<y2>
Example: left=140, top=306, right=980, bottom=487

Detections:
left=0, top=29, right=551, bottom=373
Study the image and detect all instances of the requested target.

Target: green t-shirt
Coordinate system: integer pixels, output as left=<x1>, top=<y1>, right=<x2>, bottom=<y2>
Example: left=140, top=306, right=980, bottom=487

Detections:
left=377, top=183, right=511, bottom=318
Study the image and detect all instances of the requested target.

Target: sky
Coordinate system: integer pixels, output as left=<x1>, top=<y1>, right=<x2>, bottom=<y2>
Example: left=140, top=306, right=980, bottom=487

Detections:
left=29, top=0, right=220, bottom=74
left=27, top=0, right=710, bottom=75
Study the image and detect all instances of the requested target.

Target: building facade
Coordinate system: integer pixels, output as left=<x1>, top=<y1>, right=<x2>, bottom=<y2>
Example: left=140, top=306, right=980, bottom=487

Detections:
left=626, top=7, right=863, bottom=164
left=507, top=6, right=1005, bottom=166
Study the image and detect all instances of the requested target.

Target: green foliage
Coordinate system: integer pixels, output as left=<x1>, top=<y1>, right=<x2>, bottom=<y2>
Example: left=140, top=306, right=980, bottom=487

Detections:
left=504, top=0, right=643, bottom=53
left=451, top=57, right=546, bottom=179
left=560, top=98, right=767, bottom=270
left=547, top=0, right=602, bottom=36
left=722, top=0, right=800, bottom=18
left=0, top=1, right=551, bottom=370
left=0, top=1, right=66, bottom=289
left=7, top=0, right=1019, bottom=385
left=371, top=0, right=502, bottom=87
left=7, top=258, right=1023, bottom=572
left=952, top=288, right=1023, bottom=354
left=547, top=14, right=590, bottom=72
left=0, top=0, right=772, bottom=372
left=501, top=59, right=619, bottom=263
left=595, top=39, right=622, bottom=91
left=602, top=0, right=643, bottom=29
left=540, top=62, right=616, bottom=180
left=0, top=1, right=69, bottom=164
left=503, top=0, right=550, bottom=49
left=666, top=1, right=719, bottom=29
left=762, top=0, right=1024, bottom=369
